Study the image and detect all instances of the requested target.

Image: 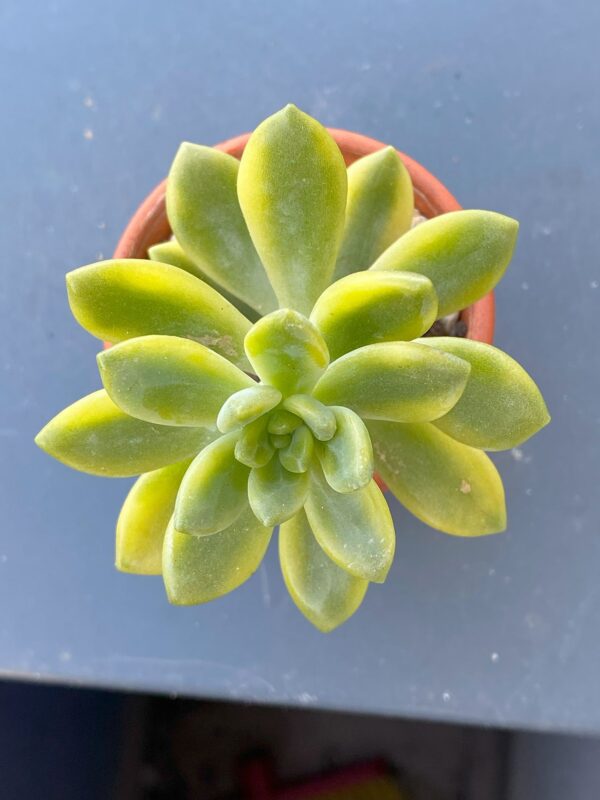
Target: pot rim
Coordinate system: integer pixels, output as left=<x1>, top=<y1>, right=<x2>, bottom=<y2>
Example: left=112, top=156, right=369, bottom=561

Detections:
left=113, top=127, right=495, bottom=344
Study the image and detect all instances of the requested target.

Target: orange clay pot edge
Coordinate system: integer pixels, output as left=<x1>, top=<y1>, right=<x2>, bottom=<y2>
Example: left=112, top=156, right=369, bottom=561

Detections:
left=111, top=128, right=497, bottom=491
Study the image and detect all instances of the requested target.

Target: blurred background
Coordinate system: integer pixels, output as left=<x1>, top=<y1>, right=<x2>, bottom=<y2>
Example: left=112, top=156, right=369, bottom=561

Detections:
left=1, top=0, right=599, bottom=797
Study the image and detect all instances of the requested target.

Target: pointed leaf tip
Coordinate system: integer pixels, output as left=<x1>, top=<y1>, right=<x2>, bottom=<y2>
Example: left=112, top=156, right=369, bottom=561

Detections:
left=163, top=506, right=272, bottom=605
left=116, top=459, right=192, bottom=575
left=305, top=467, right=395, bottom=583
left=36, top=390, right=213, bottom=477
left=418, top=338, right=550, bottom=450
left=66, top=259, right=252, bottom=369
left=280, top=510, right=368, bottom=631
left=238, top=106, right=347, bottom=314
left=310, top=270, right=438, bottom=360
left=335, top=146, right=414, bottom=280
left=314, top=342, right=470, bottom=423
left=166, top=142, right=277, bottom=315
left=369, top=420, right=507, bottom=536
left=371, top=210, right=519, bottom=317
left=98, top=335, right=253, bottom=428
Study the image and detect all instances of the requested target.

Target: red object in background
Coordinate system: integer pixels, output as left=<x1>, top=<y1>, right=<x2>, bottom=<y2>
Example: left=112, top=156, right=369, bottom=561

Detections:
left=240, top=756, right=407, bottom=799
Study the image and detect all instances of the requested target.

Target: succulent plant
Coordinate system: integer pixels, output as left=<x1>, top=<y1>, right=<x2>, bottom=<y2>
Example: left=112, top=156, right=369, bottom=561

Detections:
left=36, top=105, right=549, bottom=632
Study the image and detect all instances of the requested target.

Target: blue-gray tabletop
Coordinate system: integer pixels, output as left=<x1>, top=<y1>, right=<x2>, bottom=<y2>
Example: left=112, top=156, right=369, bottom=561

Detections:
left=2, top=0, right=598, bottom=734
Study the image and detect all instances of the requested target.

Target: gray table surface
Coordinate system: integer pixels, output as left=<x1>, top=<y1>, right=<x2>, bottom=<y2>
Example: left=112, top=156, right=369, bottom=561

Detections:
left=2, top=0, right=598, bottom=734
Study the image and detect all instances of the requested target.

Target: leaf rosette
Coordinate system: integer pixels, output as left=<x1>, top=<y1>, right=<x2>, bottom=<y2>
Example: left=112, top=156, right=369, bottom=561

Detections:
left=36, top=105, right=549, bottom=630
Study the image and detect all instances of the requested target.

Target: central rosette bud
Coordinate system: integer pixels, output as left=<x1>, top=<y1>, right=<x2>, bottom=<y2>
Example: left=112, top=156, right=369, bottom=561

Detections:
left=209, top=309, right=375, bottom=527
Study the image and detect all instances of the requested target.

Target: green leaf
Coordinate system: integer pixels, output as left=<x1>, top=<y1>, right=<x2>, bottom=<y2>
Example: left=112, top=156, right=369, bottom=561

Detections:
left=35, top=390, right=212, bottom=477
left=270, top=433, right=292, bottom=449
left=370, top=210, right=519, bottom=316
left=237, top=104, right=347, bottom=314
left=163, top=507, right=273, bottom=605
left=304, top=467, right=395, bottom=583
left=310, top=271, right=438, bottom=360
left=267, top=409, right=302, bottom=435
left=174, top=433, right=249, bottom=535
left=116, top=459, right=192, bottom=575
left=417, top=338, right=550, bottom=450
left=66, top=259, right=251, bottom=369
left=282, top=395, right=336, bottom=441
left=334, top=146, right=414, bottom=280
left=216, top=385, right=282, bottom=433
left=148, top=239, right=201, bottom=277
left=98, top=335, right=253, bottom=427
left=279, top=425, right=314, bottom=473
left=313, top=342, right=470, bottom=423
left=148, top=239, right=260, bottom=322
left=248, top=456, right=310, bottom=526
left=317, top=407, right=373, bottom=493
left=166, top=143, right=277, bottom=315
left=234, top=415, right=274, bottom=468
left=280, top=510, right=368, bottom=632
left=244, top=309, right=329, bottom=395
left=368, top=420, right=506, bottom=536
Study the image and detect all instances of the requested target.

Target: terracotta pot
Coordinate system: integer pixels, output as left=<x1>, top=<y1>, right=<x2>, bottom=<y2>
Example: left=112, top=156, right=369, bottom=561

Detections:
left=114, top=127, right=495, bottom=344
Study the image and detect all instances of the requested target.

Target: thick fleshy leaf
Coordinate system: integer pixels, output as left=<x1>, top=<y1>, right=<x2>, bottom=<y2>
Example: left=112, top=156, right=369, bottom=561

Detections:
left=280, top=510, right=368, bottom=631
left=234, top=415, right=274, bottom=468
left=370, top=210, right=519, bottom=316
left=368, top=420, right=506, bottom=536
left=418, top=338, right=550, bottom=450
left=304, top=467, right=395, bottom=583
left=237, top=104, right=347, bottom=314
left=116, top=459, right=192, bottom=575
left=279, top=425, right=314, bottom=473
left=310, top=271, right=438, bottom=360
left=216, top=385, right=282, bottom=433
left=166, top=143, right=277, bottom=315
left=148, top=239, right=260, bottom=322
left=174, top=433, right=249, bottom=535
left=98, top=335, right=253, bottom=427
left=317, top=407, right=373, bottom=493
left=35, top=390, right=211, bottom=477
left=282, top=395, right=336, bottom=441
left=244, top=309, right=329, bottom=395
left=270, top=433, right=291, bottom=449
left=248, top=456, right=310, bottom=526
left=163, top=507, right=273, bottom=605
left=66, top=259, right=251, bottom=369
left=334, top=146, right=414, bottom=280
left=148, top=239, right=201, bottom=277
left=267, top=409, right=302, bottom=435
left=313, top=342, right=470, bottom=423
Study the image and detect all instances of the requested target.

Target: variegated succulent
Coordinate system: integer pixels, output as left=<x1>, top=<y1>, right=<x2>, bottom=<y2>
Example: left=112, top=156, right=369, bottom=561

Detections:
left=36, top=105, right=549, bottom=631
